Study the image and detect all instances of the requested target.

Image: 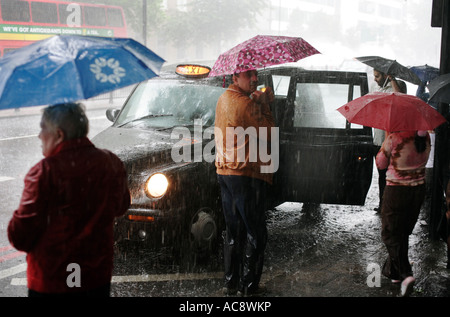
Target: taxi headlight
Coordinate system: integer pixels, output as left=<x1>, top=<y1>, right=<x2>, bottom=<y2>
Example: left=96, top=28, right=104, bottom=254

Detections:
left=145, top=173, right=169, bottom=198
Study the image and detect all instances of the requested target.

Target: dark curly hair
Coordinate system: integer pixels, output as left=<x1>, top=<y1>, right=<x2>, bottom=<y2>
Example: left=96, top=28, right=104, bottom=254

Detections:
left=414, top=132, right=427, bottom=153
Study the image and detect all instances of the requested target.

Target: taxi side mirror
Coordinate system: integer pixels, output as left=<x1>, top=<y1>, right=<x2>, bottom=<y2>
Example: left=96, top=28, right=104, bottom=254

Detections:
left=106, top=108, right=120, bottom=122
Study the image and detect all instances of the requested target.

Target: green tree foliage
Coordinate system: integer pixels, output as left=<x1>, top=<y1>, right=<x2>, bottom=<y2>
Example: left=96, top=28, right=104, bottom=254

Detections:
left=64, top=0, right=266, bottom=49
left=161, top=0, right=267, bottom=48
left=287, top=8, right=341, bottom=42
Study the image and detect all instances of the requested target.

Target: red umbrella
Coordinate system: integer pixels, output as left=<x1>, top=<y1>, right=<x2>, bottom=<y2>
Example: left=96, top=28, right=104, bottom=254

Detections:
left=337, top=92, right=447, bottom=132
left=208, top=35, right=320, bottom=77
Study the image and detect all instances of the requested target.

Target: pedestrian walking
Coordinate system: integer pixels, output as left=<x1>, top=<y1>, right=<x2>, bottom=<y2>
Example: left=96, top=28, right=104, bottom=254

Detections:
left=376, top=130, right=431, bottom=297
left=8, top=102, right=130, bottom=297
left=372, top=69, right=407, bottom=212
left=214, top=69, right=275, bottom=297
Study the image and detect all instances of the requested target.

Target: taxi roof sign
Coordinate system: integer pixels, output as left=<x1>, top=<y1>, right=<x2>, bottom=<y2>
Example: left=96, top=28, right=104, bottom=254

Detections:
left=175, top=64, right=211, bottom=78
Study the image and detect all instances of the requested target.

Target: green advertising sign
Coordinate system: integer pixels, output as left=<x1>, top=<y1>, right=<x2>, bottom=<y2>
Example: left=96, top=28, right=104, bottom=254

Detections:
left=0, top=24, right=114, bottom=37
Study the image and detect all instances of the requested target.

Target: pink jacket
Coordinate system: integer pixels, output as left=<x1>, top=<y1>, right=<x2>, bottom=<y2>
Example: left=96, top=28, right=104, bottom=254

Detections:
left=376, top=131, right=431, bottom=186
left=8, top=137, right=130, bottom=293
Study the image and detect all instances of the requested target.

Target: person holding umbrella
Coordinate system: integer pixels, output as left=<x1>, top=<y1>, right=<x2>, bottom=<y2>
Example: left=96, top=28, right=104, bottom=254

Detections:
left=373, top=70, right=407, bottom=94
left=372, top=69, right=407, bottom=212
left=375, top=130, right=431, bottom=296
left=215, top=69, right=275, bottom=297
left=355, top=56, right=414, bottom=213
left=8, top=103, right=130, bottom=297
left=211, top=34, right=318, bottom=297
left=337, top=81, right=446, bottom=296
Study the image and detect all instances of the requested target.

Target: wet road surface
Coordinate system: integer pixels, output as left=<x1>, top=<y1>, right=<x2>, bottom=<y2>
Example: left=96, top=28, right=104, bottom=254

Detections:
left=262, top=201, right=450, bottom=297
left=111, top=170, right=450, bottom=298
left=2, top=100, right=448, bottom=298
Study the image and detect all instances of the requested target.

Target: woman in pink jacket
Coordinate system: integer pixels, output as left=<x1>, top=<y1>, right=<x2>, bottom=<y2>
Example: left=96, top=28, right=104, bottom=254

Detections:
left=376, top=130, right=431, bottom=297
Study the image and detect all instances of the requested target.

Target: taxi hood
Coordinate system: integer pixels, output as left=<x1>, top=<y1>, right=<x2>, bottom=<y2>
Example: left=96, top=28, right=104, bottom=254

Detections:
left=92, top=127, right=181, bottom=165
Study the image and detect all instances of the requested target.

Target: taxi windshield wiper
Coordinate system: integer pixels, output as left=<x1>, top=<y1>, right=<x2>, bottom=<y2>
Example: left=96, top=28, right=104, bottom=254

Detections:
left=156, top=123, right=198, bottom=132
left=118, top=113, right=173, bottom=127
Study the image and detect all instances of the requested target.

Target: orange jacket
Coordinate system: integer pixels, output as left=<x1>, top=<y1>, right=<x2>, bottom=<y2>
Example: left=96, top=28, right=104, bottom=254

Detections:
left=214, top=84, right=275, bottom=184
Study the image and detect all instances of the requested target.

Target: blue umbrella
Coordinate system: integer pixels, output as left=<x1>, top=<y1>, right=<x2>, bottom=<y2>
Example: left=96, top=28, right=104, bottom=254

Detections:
left=0, top=35, right=165, bottom=110
left=409, top=64, right=440, bottom=83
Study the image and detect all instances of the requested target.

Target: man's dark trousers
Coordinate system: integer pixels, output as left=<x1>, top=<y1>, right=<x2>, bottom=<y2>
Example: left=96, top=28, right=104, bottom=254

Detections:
left=218, top=174, right=269, bottom=292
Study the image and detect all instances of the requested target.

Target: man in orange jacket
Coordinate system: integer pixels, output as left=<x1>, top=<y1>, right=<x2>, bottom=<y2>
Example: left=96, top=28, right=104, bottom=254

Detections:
left=215, top=69, right=275, bottom=296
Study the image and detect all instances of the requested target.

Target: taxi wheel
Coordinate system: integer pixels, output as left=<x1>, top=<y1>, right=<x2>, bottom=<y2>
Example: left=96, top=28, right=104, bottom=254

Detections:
left=189, top=207, right=220, bottom=255
left=172, top=206, right=224, bottom=269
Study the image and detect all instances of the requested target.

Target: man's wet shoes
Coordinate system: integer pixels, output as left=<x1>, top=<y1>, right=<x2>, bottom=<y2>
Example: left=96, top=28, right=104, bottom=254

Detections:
left=222, top=287, right=238, bottom=296
left=238, top=284, right=267, bottom=297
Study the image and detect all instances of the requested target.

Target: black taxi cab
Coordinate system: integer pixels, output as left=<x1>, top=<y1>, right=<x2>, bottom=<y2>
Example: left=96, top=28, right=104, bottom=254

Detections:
left=92, top=62, right=373, bottom=256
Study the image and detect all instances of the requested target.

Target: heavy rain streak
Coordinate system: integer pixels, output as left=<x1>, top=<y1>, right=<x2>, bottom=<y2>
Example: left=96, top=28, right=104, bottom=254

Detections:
left=0, top=0, right=449, bottom=305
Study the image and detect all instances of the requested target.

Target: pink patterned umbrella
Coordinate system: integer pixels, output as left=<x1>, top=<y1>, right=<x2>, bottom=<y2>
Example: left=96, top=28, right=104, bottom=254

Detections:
left=208, top=35, right=320, bottom=77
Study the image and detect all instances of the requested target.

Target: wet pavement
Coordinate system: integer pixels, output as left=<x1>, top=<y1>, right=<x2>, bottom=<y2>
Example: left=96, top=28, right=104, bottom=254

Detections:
left=111, top=168, right=450, bottom=298
left=260, top=202, right=450, bottom=297
left=250, top=177, right=450, bottom=297
left=5, top=100, right=448, bottom=299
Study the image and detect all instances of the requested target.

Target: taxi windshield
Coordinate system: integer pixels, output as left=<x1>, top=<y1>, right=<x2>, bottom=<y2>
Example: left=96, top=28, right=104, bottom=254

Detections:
left=115, top=80, right=225, bottom=129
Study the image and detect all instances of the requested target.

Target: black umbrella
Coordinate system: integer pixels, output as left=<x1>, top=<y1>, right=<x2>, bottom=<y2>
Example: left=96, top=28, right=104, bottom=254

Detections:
left=428, top=73, right=450, bottom=104
left=355, top=56, right=422, bottom=85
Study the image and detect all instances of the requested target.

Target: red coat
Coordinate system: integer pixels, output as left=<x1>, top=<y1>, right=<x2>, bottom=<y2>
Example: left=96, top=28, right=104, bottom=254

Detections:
left=8, top=137, right=130, bottom=294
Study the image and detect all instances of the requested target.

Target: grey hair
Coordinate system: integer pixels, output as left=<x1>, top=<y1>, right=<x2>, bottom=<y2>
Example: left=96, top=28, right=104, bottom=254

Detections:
left=42, top=102, right=89, bottom=140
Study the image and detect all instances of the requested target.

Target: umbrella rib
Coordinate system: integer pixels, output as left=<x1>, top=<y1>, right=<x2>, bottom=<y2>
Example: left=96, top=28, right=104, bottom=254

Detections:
left=71, top=56, right=86, bottom=101
left=386, top=94, right=394, bottom=132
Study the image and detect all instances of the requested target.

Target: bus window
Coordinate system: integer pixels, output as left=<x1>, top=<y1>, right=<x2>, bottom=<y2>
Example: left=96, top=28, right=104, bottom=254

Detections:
left=107, top=8, right=124, bottom=27
left=1, top=0, right=30, bottom=22
left=58, top=4, right=75, bottom=26
left=84, top=6, right=106, bottom=27
left=31, top=2, right=58, bottom=24
left=0, top=0, right=127, bottom=56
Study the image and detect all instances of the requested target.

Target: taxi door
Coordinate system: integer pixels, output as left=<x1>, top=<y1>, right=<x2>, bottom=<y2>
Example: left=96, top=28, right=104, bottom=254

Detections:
left=261, top=67, right=373, bottom=206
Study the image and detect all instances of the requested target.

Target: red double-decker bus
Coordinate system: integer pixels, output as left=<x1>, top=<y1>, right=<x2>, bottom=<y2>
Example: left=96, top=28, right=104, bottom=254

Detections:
left=0, top=0, right=127, bottom=56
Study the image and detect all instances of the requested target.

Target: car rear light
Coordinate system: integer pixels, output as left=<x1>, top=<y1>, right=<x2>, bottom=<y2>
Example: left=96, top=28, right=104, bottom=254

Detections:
left=127, top=214, right=155, bottom=222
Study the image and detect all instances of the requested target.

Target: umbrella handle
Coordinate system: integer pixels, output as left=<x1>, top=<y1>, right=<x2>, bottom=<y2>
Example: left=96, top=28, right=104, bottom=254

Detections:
left=264, top=66, right=269, bottom=87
